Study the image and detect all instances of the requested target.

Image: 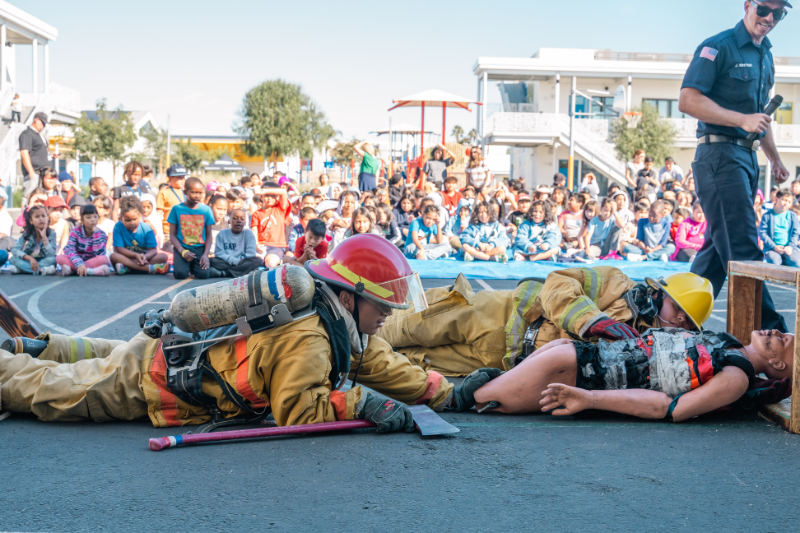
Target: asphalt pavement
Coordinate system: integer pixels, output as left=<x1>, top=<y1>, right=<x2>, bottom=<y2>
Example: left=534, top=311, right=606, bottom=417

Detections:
left=0, top=272, right=798, bottom=532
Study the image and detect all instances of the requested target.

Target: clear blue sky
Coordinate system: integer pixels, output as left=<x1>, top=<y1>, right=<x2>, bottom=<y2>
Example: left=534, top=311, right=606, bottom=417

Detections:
left=11, top=0, right=800, bottom=139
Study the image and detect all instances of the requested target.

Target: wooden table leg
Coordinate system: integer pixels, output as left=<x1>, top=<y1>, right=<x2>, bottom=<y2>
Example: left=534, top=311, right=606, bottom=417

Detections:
left=727, top=275, right=762, bottom=345
left=791, top=276, right=800, bottom=434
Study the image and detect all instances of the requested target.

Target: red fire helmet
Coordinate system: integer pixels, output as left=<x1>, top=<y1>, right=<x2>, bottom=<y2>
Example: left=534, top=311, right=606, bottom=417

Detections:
left=305, top=233, right=427, bottom=311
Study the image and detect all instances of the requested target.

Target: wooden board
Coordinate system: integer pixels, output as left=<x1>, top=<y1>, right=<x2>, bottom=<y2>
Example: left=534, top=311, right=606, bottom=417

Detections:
left=792, top=282, right=800, bottom=434
left=759, top=398, right=792, bottom=431
left=726, top=274, right=762, bottom=346
left=0, top=287, right=41, bottom=339
left=729, top=260, right=799, bottom=285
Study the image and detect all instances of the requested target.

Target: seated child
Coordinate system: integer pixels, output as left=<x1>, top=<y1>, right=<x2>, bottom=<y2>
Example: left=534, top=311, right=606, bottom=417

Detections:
left=109, top=196, right=169, bottom=275
left=87, top=177, right=109, bottom=203
left=251, top=182, right=291, bottom=268
left=393, top=194, right=417, bottom=238
left=45, top=195, right=70, bottom=254
left=283, top=219, right=329, bottom=267
left=377, top=204, right=402, bottom=247
left=210, top=208, right=262, bottom=278
left=670, top=207, right=691, bottom=243
left=759, top=188, right=800, bottom=267
left=169, top=177, right=215, bottom=280
left=405, top=205, right=452, bottom=260
left=621, top=200, right=675, bottom=261
left=671, top=202, right=706, bottom=262
left=58, top=204, right=111, bottom=276
left=460, top=201, right=509, bottom=263
left=513, top=200, right=561, bottom=262
left=209, top=195, right=230, bottom=258
left=92, top=195, right=115, bottom=251
left=287, top=206, right=317, bottom=257
left=9, top=205, right=57, bottom=275
left=557, top=193, right=586, bottom=251
left=331, top=207, right=379, bottom=250
left=139, top=193, right=164, bottom=248
left=579, top=198, right=617, bottom=259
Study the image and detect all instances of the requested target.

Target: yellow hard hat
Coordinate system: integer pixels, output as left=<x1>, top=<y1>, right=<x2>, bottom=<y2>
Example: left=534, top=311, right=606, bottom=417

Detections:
left=645, top=273, right=714, bottom=329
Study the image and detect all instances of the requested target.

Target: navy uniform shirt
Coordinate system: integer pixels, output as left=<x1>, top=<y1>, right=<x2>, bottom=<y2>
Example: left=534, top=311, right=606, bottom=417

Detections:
left=681, top=19, right=775, bottom=139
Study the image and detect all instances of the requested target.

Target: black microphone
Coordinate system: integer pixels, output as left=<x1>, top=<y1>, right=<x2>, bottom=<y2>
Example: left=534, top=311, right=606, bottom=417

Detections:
left=747, top=94, right=783, bottom=141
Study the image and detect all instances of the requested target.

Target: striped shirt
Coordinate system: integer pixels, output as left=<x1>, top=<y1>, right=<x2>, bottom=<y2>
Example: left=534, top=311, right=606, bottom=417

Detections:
left=63, top=225, right=108, bottom=267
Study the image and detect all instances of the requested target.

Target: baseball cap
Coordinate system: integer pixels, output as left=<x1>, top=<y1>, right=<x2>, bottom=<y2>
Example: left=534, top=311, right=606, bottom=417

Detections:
left=69, top=195, right=87, bottom=208
left=536, top=185, right=553, bottom=194
left=206, top=180, right=220, bottom=191
left=44, top=196, right=68, bottom=209
left=315, top=199, right=338, bottom=214
left=58, top=171, right=73, bottom=182
left=166, top=164, right=188, bottom=177
left=518, top=193, right=531, bottom=201
left=33, top=112, right=48, bottom=125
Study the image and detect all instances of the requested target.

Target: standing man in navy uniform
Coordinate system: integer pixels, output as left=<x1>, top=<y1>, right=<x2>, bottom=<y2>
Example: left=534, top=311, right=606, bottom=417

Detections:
left=679, top=0, right=792, bottom=332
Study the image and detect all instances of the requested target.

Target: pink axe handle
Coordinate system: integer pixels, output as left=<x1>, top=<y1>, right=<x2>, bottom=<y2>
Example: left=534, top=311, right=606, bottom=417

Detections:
left=149, top=419, right=377, bottom=451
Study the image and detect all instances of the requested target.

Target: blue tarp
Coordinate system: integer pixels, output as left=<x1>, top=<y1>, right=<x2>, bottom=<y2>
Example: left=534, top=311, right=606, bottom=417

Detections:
left=408, top=259, right=692, bottom=282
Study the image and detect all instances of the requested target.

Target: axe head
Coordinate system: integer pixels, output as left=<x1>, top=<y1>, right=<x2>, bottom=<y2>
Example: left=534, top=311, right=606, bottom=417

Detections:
left=408, top=404, right=459, bottom=437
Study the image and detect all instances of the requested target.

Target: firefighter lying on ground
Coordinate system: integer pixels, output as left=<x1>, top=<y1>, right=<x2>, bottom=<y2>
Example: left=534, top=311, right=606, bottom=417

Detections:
left=377, top=267, right=715, bottom=377
left=0, top=235, right=495, bottom=433
left=473, top=328, right=794, bottom=421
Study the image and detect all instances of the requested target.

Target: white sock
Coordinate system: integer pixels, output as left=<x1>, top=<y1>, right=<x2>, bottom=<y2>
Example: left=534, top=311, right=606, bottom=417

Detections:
left=87, top=267, right=95, bottom=276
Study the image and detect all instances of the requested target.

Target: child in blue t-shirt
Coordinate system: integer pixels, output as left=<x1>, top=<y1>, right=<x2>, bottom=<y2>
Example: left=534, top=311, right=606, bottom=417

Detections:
left=167, top=177, right=216, bottom=279
left=404, top=205, right=452, bottom=260
left=621, top=199, right=675, bottom=261
left=110, top=196, right=169, bottom=274
left=759, top=188, right=800, bottom=267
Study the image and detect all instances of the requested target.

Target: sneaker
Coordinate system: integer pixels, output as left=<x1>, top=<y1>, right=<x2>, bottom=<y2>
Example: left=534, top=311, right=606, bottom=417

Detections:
left=8, top=264, right=19, bottom=274
left=660, top=253, right=669, bottom=262
left=464, top=252, right=474, bottom=262
left=90, top=265, right=110, bottom=277
left=61, top=265, right=72, bottom=276
left=114, top=263, right=129, bottom=275
left=497, top=252, right=508, bottom=264
left=151, top=263, right=169, bottom=275
left=514, top=253, right=525, bottom=262
left=626, top=254, right=644, bottom=262
left=40, top=265, right=56, bottom=276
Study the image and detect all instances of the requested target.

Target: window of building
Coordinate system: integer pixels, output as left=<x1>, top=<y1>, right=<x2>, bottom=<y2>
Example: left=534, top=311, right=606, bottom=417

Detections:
left=575, top=96, right=617, bottom=120
left=642, top=99, right=687, bottom=119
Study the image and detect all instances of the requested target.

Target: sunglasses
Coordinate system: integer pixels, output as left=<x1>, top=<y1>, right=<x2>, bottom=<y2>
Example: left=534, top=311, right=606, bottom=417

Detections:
left=751, top=1, right=788, bottom=20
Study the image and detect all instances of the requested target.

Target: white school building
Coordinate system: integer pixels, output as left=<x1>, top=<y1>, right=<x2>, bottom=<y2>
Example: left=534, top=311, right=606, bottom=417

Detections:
left=473, top=47, right=800, bottom=194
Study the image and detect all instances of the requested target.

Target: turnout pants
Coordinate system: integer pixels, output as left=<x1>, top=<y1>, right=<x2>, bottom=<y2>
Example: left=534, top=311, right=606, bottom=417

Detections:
left=0, top=333, right=150, bottom=422
left=690, top=142, right=787, bottom=332
left=377, top=275, right=513, bottom=376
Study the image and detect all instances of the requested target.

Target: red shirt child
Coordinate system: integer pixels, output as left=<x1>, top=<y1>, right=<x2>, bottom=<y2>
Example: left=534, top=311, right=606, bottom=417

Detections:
left=441, top=176, right=464, bottom=217
left=294, top=235, right=329, bottom=259
left=250, top=186, right=291, bottom=247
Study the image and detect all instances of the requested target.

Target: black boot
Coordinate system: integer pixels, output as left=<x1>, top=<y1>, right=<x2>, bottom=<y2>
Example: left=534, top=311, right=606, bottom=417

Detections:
left=1, top=337, right=49, bottom=358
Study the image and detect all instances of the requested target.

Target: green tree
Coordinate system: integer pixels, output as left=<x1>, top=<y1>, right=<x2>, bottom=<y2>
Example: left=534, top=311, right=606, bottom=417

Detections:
left=141, top=127, right=169, bottom=177
left=236, top=79, right=336, bottom=168
left=172, top=137, right=206, bottom=172
left=330, top=137, right=362, bottom=166
left=610, top=104, right=676, bottom=164
left=73, top=98, right=136, bottom=183
left=451, top=125, right=465, bottom=144
left=466, top=129, right=478, bottom=145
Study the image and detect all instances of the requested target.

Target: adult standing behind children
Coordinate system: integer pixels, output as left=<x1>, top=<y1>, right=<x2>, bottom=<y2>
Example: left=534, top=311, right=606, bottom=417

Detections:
left=19, top=112, right=49, bottom=198
left=353, top=141, right=380, bottom=193
left=250, top=181, right=291, bottom=268
left=209, top=208, right=262, bottom=277
left=169, top=177, right=215, bottom=280
left=465, top=146, right=492, bottom=198
left=156, top=164, right=187, bottom=252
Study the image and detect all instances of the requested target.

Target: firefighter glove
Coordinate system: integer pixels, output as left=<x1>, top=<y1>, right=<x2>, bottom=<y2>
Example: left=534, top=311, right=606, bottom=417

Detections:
left=589, top=318, right=640, bottom=340
left=448, top=367, right=504, bottom=412
left=357, top=392, right=415, bottom=433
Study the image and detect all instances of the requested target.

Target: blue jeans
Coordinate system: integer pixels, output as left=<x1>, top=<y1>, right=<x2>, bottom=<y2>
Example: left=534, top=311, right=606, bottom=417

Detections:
left=405, top=242, right=452, bottom=260
left=623, top=243, right=675, bottom=261
left=765, top=247, right=800, bottom=267
left=10, top=255, right=56, bottom=273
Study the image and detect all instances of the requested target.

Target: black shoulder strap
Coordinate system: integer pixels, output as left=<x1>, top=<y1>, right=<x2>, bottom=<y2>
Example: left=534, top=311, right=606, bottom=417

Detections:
left=313, top=288, right=352, bottom=389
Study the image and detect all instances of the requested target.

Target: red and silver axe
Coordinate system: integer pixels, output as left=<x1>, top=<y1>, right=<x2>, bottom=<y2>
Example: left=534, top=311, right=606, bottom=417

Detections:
left=149, top=404, right=459, bottom=451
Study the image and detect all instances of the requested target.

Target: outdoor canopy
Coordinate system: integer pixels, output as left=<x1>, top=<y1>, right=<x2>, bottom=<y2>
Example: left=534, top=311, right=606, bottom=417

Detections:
left=388, top=89, right=481, bottom=155
left=204, top=154, right=246, bottom=173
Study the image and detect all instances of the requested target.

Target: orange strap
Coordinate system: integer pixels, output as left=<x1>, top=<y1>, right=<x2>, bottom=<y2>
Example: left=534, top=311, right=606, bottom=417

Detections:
left=330, top=390, right=348, bottom=421
left=415, top=371, right=444, bottom=404
left=234, top=337, right=269, bottom=409
left=150, top=343, right=183, bottom=427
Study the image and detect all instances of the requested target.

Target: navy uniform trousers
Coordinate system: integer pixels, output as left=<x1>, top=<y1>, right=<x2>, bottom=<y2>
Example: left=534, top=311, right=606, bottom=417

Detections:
left=691, top=142, right=788, bottom=332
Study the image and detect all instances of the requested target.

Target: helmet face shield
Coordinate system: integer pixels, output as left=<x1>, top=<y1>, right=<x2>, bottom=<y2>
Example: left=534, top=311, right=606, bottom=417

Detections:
left=366, top=272, right=428, bottom=312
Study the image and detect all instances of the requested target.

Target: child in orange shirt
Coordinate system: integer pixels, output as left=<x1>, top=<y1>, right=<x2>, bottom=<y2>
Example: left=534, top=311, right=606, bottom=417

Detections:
left=250, top=182, right=290, bottom=268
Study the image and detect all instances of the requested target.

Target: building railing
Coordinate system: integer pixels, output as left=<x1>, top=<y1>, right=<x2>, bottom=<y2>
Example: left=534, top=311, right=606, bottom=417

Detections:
left=594, top=50, right=800, bottom=66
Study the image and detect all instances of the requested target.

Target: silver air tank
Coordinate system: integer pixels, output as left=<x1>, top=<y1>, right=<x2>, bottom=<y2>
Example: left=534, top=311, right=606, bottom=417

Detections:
left=161, top=265, right=315, bottom=333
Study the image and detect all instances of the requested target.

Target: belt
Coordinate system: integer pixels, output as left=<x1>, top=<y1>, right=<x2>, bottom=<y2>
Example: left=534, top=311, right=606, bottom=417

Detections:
left=698, top=134, right=759, bottom=151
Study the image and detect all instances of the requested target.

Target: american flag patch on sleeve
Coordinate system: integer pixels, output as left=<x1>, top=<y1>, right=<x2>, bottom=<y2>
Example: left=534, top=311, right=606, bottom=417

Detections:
left=700, top=47, right=718, bottom=61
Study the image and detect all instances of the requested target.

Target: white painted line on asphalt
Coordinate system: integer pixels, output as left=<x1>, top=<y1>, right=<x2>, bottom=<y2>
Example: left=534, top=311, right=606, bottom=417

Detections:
left=149, top=301, right=173, bottom=304
left=475, top=279, right=495, bottom=291
left=74, top=279, right=192, bottom=337
left=27, top=279, right=74, bottom=335
left=9, top=284, right=55, bottom=299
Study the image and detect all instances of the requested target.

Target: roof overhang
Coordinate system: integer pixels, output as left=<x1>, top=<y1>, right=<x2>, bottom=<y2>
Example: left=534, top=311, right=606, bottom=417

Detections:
left=0, top=0, right=57, bottom=44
